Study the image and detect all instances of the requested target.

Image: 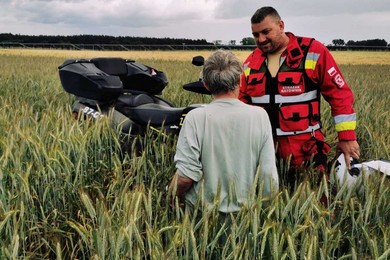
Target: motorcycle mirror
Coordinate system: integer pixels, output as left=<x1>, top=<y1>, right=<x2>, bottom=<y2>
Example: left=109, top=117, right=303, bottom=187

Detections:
left=192, top=56, right=204, bottom=66
left=183, top=80, right=211, bottom=95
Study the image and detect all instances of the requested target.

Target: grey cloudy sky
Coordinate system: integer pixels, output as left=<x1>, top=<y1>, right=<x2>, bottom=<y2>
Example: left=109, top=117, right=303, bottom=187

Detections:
left=1, top=0, right=389, bottom=45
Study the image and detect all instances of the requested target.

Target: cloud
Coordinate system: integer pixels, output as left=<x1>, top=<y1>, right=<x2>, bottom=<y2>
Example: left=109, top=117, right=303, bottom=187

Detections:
left=6, top=0, right=218, bottom=27
left=1, top=0, right=389, bottom=44
left=213, top=0, right=390, bottom=19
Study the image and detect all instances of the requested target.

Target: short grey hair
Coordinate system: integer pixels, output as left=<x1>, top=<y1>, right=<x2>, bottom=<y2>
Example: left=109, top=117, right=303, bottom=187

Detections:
left=202, top=49, right=243, bottom=95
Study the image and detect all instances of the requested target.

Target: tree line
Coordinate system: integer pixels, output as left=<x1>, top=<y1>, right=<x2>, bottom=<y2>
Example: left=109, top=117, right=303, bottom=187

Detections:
left=0, top=33, right=213, bottom=45
left=0, top=33, right=388, bottom=50
left=241, top=37, right=389, bottom=47
left=331, top=38, right=388, bottom=47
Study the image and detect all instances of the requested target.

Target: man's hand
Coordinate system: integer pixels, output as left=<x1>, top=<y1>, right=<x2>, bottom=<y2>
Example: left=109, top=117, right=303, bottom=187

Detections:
left=336, top=140, right=360, bottom=169
left=168, top=171, right=194, bottom=209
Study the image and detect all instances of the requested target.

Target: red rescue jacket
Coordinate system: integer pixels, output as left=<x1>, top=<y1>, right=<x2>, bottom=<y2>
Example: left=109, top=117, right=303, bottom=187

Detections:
left=239, top=32, right=357, bottom=141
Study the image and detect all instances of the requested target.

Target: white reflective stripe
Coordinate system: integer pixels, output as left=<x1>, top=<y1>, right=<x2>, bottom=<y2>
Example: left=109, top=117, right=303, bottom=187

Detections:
left=276, top=123, right=321, bottom=136
left=334, top=113, right=357, bottom=124
left=275, top=90, right=317, bottom=103
left=251, top=95, right=270, bottom=103
left=306, top=52, right=320, bottom=63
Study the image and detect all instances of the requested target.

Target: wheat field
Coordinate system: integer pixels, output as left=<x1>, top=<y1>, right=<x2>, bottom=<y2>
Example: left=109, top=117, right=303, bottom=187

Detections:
left=0, top=48, right=389, bottom=259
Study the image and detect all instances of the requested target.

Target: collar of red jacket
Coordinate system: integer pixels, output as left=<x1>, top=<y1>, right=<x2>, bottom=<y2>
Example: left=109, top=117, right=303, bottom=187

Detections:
left=247, top=32, right=305, bottom=70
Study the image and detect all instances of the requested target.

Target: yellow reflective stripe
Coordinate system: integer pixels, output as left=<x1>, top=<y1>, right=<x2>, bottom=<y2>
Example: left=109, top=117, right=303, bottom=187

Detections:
left=335, top=121, right=356, bottom=132
left=244, top=67, right=251, bottom=77
left=305, top=52, right=320, bottom=70
left=305, top=59, right=317, bottom=70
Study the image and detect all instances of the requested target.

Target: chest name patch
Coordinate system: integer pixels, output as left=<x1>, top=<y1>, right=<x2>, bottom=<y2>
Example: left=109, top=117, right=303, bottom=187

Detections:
left=279, top=85, right=304, bottom=95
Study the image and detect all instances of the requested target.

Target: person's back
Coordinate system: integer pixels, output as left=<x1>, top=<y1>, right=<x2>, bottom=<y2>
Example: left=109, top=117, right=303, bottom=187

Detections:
left=176, top=97, right=277, bottom=212
left=169, top=49, right=279, bottom=213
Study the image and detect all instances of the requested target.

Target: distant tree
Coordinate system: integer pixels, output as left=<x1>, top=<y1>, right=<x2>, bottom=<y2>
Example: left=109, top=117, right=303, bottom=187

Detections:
left=332, top=39, right=345, bottom=46
left=241, top=37, right=255, bottom=45
left=228, top=40, right=236, bottom=46
left=213, top=40, right=222, bottom=45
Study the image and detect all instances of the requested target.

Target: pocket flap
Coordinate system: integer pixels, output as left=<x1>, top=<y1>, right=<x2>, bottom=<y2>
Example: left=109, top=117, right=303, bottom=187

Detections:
left=278, top=72, right=302, bottom=85
left=247, top=72, right=265, bottom=84
left=280, top=104, right=309, bottom=121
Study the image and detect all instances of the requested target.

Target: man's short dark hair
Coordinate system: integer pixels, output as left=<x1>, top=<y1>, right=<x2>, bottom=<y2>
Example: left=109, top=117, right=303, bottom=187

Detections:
left=251, top=6, right=281, bottom=24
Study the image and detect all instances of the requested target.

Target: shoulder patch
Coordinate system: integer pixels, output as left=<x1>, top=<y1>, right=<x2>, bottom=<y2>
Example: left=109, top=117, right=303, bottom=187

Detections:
left=328, top=66, right=345, bottom=88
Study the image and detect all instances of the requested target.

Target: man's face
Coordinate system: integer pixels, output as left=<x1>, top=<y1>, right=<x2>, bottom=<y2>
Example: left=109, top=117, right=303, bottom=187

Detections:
left=251, top=15, right=285, bottom=54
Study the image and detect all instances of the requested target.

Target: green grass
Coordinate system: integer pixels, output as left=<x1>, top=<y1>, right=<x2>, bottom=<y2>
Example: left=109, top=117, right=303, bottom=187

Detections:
left=0, top=51, right=389, bottom=259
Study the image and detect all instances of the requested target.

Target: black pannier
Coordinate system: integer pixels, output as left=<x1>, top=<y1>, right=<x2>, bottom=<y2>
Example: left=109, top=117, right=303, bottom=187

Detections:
left=59, top=57, right=169, bottom=102
left=58, top=58, right=123, bottom=102
left=121, top=60, right=168, bottom=95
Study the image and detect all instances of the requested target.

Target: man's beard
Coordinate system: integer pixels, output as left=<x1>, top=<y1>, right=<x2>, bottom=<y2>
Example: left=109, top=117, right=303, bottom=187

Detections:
left=257, top=40, right=274, bottom=53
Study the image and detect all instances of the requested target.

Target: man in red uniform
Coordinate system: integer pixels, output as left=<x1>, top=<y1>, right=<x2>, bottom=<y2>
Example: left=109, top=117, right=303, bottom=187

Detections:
left=239, top=6, right=360, bottom=185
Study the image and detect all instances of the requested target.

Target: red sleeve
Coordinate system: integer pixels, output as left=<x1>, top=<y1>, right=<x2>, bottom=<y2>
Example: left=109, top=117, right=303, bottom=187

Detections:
left=306, top=41, right=357, bottom=140
left=239, top=72, right=251, bottom=104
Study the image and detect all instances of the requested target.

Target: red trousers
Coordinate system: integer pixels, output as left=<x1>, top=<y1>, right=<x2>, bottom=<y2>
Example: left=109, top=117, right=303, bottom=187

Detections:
left=275, top=130, right=332, bottom=208
left=274, top=130, right=330, bottom=171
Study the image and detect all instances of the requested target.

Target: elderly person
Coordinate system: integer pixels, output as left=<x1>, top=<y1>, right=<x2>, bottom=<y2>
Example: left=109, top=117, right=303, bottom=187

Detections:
left=168, top=49, right=279, bottom=213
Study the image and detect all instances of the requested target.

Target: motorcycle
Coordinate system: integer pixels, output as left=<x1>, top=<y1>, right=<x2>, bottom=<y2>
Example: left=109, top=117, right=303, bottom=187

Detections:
left=58, top=55, right=209, bottom=155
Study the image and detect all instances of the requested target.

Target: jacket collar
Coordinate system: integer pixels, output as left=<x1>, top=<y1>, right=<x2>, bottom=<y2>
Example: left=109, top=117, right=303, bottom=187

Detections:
left=247, top=32, right=304, bottom=70
left=284, top=32, right=305, bottom=68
